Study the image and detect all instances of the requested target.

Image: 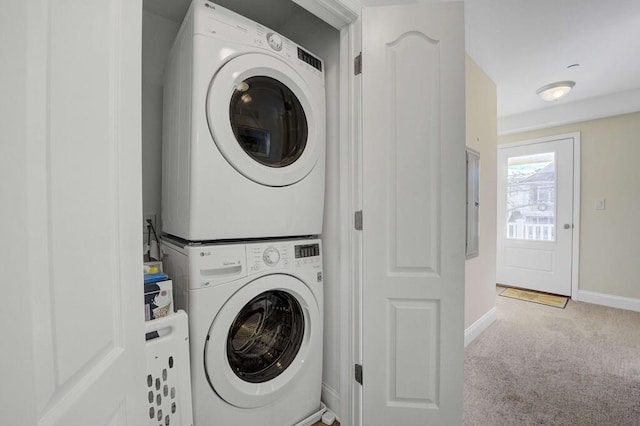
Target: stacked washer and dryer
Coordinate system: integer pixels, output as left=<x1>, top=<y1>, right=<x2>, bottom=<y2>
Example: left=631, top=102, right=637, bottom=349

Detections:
left=160, top=2, right=326, bottom=425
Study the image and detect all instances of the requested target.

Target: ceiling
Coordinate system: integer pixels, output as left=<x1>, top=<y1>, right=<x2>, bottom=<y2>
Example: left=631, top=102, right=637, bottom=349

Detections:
left=464, top=0, right=640, bottom=119
left=143, top=0, right=303, bottom=32
left=144, top=0, right=640, bottom=133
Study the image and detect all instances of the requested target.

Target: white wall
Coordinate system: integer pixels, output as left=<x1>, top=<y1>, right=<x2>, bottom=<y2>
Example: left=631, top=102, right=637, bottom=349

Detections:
left=464, top=55, right=498, bottom=343
left=278, top=12, right=343, bottom=414
left=499, top=112, right=640, bottom=303
left=142, top=11, right=179, bottom=233
left=0, top=2, right=37, bottom=422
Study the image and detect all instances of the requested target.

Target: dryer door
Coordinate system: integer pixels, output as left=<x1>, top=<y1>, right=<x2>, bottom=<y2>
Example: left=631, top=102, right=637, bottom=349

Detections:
left=206, top=53, right=323, bottom=187
left=204, top=274, right=320, bottom=408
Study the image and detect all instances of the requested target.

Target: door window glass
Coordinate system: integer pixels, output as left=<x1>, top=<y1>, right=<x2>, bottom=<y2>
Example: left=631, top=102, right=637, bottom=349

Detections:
left=227, top=290, right=304, bottom=383
left=229, top=76, right=308, bottom=168
left=506, top=152, right=556, bottom=241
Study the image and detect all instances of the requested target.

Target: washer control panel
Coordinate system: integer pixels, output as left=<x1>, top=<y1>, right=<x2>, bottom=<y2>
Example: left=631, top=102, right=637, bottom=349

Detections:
left=295, top=243, right=320, bottom=258
left=179, top=238, right=322, bottom=288
left=294, top=242, right=321, bottom=268
left=246, top=240, right=321, bottom=273
left=249, top=244, right=290, bottom=272
left=263, top=246, right=281, bottom=266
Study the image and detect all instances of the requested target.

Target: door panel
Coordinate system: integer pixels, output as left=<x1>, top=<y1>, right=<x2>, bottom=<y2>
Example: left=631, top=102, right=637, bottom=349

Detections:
left=388, top=299, right=439, bottom=407
left=361, top=2, right=465, bottom=425
left=388, top=31, right=441, bottom=273
left=3, top=0, right=147, bottom=424
left=497, top=137, right=575, bottom=296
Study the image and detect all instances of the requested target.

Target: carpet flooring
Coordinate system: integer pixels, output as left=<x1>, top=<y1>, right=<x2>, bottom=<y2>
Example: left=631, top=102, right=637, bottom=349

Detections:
left=464, top=286, right=640, bottom=425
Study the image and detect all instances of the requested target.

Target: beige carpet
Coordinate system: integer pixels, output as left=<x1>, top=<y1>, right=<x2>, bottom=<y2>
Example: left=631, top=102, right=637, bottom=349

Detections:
left=499, top=287, right=569, bottom=308
left=464, top=286, right=640, bottom=425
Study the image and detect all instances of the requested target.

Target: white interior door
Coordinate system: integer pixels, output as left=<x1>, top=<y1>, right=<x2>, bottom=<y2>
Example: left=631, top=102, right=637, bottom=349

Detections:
left=1, top=0, right=147, bottom=424
left=497, top=136, right=576, bottom=296
left=361, top=2, right=465, bottom=425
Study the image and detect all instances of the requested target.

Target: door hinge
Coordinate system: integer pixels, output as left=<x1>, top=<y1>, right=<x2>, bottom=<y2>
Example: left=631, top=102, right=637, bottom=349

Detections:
left=354, top=210, right=363, bottom=230
left=354, top=52, right=362, bottom=75
left=355, top=363, right=363, bottom=385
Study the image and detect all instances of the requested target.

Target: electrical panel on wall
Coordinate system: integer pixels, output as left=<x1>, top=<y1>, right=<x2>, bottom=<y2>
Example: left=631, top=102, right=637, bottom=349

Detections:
left=466, top=148, right=480, bottom=259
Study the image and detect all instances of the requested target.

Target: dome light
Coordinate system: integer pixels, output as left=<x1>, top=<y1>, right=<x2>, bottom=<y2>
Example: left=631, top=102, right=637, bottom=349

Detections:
left=536, top=81, right=575, bottom=101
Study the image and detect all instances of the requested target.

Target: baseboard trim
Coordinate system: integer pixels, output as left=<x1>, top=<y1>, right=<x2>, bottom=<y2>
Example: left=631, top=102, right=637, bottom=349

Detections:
left=464, top=307, right=497, bottom=347
left=577, top=290, right=640, bottom=313
left=321, top=382, right=340, bottom=420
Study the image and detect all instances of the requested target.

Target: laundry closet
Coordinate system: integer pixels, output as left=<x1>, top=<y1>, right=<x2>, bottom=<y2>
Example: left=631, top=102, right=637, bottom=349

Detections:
left=141, top=0, right=346, bottom=422
left=6, top=1, right=467, bottom=424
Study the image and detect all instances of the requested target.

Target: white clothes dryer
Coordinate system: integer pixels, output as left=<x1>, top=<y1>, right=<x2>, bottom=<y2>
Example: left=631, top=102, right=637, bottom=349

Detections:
left=162, top=1, right=326, bottom=241
left=162, top=236, right=323, bottom=426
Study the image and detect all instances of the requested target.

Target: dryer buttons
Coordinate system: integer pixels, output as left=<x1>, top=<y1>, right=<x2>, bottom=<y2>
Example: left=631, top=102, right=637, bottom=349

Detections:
left=266, top=33, right=283, bottom=51
left=263, top=247, right=281, bottom=266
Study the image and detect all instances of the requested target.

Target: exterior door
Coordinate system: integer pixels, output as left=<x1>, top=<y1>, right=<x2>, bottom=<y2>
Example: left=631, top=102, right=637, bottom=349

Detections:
left=361, top=2, right=466, bottom=425
left=497, top=136, right=576, bottom=296
left=2, top=0, right=146, bottom=424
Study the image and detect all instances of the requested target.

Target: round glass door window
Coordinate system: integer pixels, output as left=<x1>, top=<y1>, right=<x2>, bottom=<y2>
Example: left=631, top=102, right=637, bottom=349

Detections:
left=229, top=76, right=308, bottom=168
left=226, top=290, right=305, bottom=383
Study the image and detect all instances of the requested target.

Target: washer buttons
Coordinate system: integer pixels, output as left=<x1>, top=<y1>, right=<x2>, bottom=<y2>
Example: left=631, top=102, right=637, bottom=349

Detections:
left=263, top=247, right=280, bottom=266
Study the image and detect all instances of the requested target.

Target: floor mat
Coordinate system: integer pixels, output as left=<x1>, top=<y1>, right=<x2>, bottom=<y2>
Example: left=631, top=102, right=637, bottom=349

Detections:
left=498, top=287, right=569, bottom=308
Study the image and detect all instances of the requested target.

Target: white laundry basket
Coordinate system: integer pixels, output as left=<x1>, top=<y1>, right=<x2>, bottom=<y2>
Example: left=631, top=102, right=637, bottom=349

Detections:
left=145, top=310, right=193, bottom=426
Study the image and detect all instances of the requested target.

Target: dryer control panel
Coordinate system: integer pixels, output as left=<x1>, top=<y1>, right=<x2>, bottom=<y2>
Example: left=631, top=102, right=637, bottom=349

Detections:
left=297, top=48, right=322, bottom=72
left=194, top=1, right=324, bottom=80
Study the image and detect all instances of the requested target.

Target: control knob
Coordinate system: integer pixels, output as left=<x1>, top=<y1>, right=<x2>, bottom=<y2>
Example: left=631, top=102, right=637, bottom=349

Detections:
left=263, top=247, right=280, bottom=266
left=266, top=33, right=283, bottom=51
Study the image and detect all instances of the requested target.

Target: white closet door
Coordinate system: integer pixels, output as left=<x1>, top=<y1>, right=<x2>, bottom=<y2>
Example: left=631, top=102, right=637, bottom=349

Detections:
left=1, top=1, right=146, bottom=424
left=361, top=2, right=466, bottom=425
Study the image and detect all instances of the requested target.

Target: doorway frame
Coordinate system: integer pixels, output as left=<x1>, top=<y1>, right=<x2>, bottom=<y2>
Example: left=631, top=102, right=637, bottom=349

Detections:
left=291, top=1, right=362, bottom=425
left=498, top=132, right=581, bottom=300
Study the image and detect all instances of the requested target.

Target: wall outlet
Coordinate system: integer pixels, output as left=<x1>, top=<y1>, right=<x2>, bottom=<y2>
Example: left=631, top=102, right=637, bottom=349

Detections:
left=594, top=199, right=606, bottom=210
left=143, top=213, right=157, bottom=241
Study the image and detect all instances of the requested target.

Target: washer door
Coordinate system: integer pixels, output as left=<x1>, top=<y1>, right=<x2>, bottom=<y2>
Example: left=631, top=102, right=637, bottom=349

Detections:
left=204, top=274, right=320, bottom=408
left=206, top=53, right=322, bottom=187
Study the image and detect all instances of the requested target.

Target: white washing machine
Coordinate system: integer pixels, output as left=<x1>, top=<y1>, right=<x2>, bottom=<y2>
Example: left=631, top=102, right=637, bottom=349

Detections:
left=162, top=1, right=326, bottom=241
left=162, top=236, right=323, bottom=425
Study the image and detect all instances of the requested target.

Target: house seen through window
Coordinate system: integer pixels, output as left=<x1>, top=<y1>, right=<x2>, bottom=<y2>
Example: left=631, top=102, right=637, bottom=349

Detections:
left=506, top=152, right=556, bottom=241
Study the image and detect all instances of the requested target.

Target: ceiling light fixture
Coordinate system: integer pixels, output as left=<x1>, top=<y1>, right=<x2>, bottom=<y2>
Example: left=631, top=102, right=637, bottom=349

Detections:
left=536, top=81, right=576, bottom=101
